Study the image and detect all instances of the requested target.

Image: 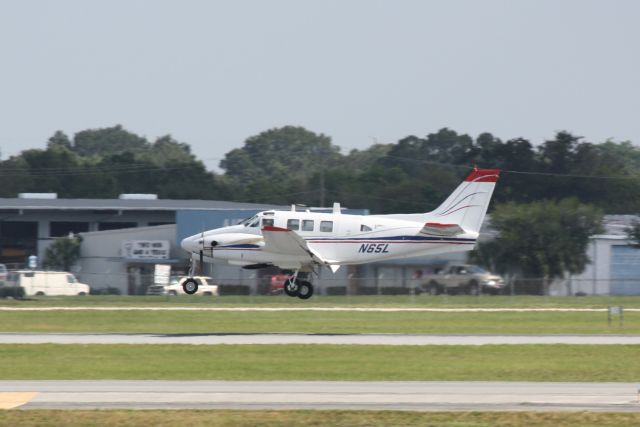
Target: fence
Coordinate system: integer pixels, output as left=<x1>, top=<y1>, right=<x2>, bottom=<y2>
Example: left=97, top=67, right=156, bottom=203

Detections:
left=2, top=268, right=640, bottom=297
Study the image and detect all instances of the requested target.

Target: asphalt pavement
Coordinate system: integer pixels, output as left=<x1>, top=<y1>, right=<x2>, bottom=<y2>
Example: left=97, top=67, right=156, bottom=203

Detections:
left=1, top=380, right=638, bottom=411
left=1, top=332, right=640, bottom=345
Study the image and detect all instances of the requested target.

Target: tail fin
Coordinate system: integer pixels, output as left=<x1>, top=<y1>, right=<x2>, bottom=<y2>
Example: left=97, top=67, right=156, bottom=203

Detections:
left=425, top=168, right=500, bottom=234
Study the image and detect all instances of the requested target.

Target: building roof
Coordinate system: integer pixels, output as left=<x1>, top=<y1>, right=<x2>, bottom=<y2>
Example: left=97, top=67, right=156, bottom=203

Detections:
left=0, top=198, right=286, bottom=212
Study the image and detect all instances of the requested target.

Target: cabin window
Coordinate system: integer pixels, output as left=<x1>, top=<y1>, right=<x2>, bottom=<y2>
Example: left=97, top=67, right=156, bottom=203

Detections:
left=302, top=220, right=314, bottom=231
left=320, top=221, right=333, bottom=232
left=360, top=224, right=372, bottom=232
left=287, top=219, right=300, bottom=230
left=262, top=218, right=274, bottom=227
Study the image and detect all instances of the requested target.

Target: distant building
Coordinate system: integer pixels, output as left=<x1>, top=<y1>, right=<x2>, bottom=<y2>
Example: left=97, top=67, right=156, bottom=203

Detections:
left=558, top=215, right=640, bottom=296
left=0, top=192, right=284, bottom=267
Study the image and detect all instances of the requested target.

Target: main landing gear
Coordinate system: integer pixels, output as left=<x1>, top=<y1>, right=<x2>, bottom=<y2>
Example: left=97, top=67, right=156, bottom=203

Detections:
left=283, top=272, right=314, bottom=300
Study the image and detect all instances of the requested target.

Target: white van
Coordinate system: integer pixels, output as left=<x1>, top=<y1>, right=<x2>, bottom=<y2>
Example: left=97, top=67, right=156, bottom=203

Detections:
left=6, top=271, right=90, bottom=296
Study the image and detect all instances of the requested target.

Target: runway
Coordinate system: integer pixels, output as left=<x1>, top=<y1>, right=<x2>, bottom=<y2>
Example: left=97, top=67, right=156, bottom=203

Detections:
left=1, top=332, right=640, bottom=345
left=1, top=380, right=638, bottom=411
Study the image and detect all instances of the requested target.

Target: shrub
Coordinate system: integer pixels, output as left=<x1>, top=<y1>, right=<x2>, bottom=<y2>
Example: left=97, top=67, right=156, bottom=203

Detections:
left=0, top=286, right=25, bottom=299
left=326, top=286, right=347, bottom=296
left=90, top=287, right=121, bottom=295
left=218, top=284, right=251, bottom=295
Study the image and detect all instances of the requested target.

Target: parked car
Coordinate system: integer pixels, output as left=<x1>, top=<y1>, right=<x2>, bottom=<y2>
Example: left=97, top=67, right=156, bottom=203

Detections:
left=6, top=270, right=90, bottom=296
left=267, top=274, right=288, bottom=295
left=418, top=264, right=505, bottom=295
left=147, top=276, right=219, bottom=296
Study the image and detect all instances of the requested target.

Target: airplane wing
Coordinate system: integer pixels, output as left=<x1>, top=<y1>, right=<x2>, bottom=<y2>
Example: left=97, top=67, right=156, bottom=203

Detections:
left=261, top=226, right=340, bottom=272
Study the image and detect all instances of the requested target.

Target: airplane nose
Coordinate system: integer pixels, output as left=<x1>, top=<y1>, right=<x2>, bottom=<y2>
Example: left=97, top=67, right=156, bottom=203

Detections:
left=181, top=236, right=195, bottom=252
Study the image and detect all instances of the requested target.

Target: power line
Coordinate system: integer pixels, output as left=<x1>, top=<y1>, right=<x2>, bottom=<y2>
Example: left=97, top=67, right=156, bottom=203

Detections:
left=380, top=155, right=640, bottom=181
left=1, top=152, right=639, bottom=181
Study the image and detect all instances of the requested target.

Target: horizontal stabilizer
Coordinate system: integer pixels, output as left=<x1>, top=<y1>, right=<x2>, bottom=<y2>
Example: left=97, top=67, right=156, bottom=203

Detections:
left=420, top=222, right=465, bottom=237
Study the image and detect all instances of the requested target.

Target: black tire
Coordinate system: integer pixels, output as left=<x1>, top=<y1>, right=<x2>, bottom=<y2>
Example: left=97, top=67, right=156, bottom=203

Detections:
left=78, top=292, right=86, bottom=296
left=182, top=278, right=198, bottom=295
left=297, top=281, right=314, bottom=300
left=35, top=291, right=45, bottom=296
left=468, top=280, right=480, bottom=296
left=427, top=281, right=440, bottom=296
left=168, top=290, right=178, bottom=296
left=284, top=279, right=299, bottom=297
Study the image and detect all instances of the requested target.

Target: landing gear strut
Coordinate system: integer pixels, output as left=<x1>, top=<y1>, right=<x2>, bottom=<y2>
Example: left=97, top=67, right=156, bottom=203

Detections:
left=183, top=252, right=202, bottom=295
left=283, top=271, right=314, bottom=300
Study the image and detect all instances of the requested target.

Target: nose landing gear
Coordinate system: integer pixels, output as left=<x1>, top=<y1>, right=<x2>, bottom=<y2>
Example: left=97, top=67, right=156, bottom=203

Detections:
left=182, top=278, right=199, bottom=295
left=183, top=251, right=202, bottom=295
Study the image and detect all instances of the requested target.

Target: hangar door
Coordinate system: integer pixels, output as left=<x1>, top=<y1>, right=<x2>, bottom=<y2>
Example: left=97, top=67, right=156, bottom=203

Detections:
left=610, top=245, right=640, bottom=295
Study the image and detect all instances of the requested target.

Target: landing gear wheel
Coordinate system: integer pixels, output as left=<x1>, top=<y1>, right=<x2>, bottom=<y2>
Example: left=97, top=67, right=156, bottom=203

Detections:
left=297, top=281, right=314, bottom=300
left=182, top=278, right=198, bottom=295
left=284, top=279, right=299, bottom=297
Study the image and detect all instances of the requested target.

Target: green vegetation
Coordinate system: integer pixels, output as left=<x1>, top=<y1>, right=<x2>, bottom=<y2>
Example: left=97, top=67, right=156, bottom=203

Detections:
left=43, top=234, right=82, bottom=271
left=3, top=125, right=640, bottom=213
left=3, top=294, right=640, bottom=308
left=0, top=344, right=638, bottom=381
left=0, top=308, right=637, bottom=334
left=2, top=410, right=640, bottom=427
left=473, top=199, right=603, bottom=295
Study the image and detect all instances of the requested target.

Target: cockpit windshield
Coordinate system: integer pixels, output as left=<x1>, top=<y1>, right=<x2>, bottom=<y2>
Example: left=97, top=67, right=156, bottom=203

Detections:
left=241, top=215, right=260, bottom=227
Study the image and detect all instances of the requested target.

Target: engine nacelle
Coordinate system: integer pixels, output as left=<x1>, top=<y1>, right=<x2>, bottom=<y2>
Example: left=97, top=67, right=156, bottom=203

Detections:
left=206, top=233, right=263, bottom=248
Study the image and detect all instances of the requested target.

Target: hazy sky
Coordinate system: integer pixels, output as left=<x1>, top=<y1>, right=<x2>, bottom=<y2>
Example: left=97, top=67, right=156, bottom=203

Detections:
left=1, top=0, right=638, bottom=171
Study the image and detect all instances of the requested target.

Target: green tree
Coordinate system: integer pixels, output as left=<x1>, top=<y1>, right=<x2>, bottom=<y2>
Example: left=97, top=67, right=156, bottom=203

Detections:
left=220, top=126, right=340, bottom=206
left=474, top=199, right=603, bottom=294
left=72, top=125, right=148, bottom=157
left=44, top=234, right=83, bottom=271
left=626, top=221, right=640, bottom=249
left=47, top=131, right=72, bottom=150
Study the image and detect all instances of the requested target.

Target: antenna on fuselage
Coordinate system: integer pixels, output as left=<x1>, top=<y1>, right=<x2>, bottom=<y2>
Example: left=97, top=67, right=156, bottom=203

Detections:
left=332, top=202, right=341, bottom=214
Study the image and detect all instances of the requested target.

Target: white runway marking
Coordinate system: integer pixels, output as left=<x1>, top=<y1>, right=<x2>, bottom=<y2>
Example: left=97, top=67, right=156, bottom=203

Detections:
left=2, top=380, right=637, bottom=411
left=2, top=333, right=640, bottom=345
left=0, top=306, right=638, bottom=312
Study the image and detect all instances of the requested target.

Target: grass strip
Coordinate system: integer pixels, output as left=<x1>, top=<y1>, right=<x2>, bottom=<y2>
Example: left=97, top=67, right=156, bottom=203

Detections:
left=0, top=310, right=637, bottom=334
left=2, top=410, right=640, bottom=427
left=0, top=344, right=638, bottom=381
left=2, top=295, right=640, bottom=308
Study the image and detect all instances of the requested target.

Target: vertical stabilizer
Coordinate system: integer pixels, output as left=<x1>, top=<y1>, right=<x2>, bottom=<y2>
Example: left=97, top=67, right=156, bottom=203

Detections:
left=426, top=168, right=500, bottom=234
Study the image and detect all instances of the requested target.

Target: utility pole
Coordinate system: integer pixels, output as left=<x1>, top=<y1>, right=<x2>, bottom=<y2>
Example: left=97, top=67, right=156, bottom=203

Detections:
left=319, top=165, right=325, bottom=207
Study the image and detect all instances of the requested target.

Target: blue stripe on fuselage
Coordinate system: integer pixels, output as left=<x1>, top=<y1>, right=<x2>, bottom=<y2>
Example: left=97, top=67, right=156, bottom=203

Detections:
left=307, top=235, right=475, bottom=242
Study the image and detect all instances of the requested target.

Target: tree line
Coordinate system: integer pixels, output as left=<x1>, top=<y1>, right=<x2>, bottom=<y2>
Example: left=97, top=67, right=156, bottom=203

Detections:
left=2, top=125, right=639, bottom=215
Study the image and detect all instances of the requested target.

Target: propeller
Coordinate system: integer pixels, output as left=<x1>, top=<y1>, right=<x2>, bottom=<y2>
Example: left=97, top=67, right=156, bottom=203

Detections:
left=199, top=227, right=204, bottom=276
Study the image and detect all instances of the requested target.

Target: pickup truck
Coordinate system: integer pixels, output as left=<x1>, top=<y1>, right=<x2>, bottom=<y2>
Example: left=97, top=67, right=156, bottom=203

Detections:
left=419, top=264, right=505, bottom=295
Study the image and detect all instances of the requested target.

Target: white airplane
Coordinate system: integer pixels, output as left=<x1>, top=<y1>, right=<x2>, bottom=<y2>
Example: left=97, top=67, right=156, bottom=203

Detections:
left=180, top=168, right=500, bottom=299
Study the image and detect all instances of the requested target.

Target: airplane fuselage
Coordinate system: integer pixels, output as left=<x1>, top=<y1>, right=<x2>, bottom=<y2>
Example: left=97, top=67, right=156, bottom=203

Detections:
left=183, top=209, right=478, bottom=270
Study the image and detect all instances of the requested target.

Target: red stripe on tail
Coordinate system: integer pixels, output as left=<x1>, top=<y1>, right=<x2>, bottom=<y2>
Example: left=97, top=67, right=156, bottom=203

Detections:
left=465, top=168, right=500, bottom=183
